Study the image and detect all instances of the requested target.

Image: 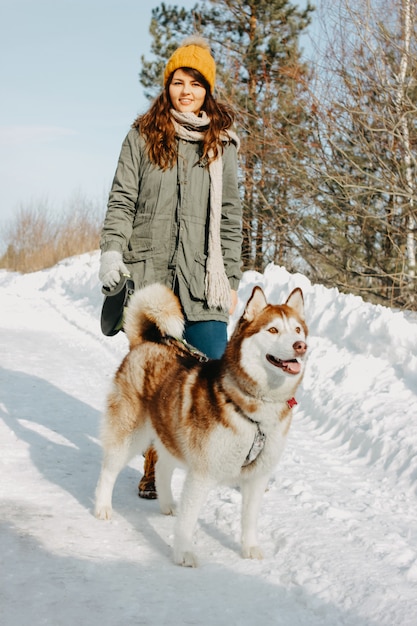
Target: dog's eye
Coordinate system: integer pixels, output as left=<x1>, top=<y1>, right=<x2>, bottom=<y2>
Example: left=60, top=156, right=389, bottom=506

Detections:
left=268, top=327, right=278, bottom=334
left=295, top=326, right=301, bottom=334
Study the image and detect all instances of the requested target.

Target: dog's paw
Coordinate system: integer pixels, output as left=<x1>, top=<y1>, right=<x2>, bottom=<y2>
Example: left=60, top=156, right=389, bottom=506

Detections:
left=159, top=501, right=177, bottom=516
left=94, top=504, right=113, bottom=520
left=173, top=549, right=199, bottom=568
left=242, top=545, right=264, bottom=560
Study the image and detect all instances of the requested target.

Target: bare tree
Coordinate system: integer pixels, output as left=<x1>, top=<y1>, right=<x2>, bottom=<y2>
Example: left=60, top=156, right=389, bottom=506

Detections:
left=305, top=0, right=417, bottom=308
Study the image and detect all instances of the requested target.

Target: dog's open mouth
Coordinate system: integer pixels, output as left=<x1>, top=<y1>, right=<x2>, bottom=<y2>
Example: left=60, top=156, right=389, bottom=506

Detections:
left=266, top=355, right=301, bottom=374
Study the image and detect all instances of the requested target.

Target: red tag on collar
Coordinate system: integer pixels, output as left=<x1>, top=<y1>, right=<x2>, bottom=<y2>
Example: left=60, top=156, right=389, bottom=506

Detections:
left=287, top=397, right=298, bottom=409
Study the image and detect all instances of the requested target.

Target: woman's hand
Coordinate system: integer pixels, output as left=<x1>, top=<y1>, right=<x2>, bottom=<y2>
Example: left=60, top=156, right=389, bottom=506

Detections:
left=99, top=251, right=129, bottom=289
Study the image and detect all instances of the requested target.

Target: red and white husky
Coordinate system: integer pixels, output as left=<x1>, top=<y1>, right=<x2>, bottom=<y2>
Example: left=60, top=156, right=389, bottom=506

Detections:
left=95, top=283, right=308, bottom=567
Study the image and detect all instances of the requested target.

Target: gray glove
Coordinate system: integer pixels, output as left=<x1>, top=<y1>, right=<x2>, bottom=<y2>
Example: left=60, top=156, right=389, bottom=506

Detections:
left=99, top=250, right=129, bottom=289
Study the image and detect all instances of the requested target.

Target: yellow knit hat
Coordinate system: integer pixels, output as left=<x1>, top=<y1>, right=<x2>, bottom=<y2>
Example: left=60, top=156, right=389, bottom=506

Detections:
left=164, top=36, right=216, bottom=93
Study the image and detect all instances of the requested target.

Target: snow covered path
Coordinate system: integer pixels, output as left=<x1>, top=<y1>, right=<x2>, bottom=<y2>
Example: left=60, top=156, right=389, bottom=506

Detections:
left=1, top=253, right=416, bottom=625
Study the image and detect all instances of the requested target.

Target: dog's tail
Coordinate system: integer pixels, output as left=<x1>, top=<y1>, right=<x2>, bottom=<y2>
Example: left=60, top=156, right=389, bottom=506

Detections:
left=123, top=283, right=185, bottom=349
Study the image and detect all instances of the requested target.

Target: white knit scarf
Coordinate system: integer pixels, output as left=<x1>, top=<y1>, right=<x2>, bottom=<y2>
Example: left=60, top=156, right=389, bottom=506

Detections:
left=171, top=109, right=240, bottom=311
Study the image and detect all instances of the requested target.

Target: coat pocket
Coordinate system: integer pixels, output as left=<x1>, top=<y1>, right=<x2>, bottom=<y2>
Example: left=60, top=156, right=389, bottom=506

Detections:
left=188, top=252, right=207, bottom=300
left=123, top=245, right=155, bottom=262
left=123, top=247, right=156, bottom=288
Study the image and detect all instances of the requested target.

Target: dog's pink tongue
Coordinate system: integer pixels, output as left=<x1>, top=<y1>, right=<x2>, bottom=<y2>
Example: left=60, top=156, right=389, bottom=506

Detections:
left=283, top=360, right=301, bottom=374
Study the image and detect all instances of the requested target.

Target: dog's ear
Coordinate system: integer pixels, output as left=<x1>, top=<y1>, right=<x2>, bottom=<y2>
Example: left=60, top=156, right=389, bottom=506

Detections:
left=285, top=288, right=304, bottom=318
left=243, top=286, right=268, bottom=322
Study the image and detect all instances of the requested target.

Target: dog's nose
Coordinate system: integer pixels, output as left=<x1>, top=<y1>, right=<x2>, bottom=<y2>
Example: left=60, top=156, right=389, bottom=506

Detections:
left=293, top=341, right=307, bottom=355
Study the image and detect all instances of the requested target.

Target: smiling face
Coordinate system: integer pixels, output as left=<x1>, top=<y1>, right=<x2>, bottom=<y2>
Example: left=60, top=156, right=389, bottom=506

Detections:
left=168, top=68, right=207, bottom=115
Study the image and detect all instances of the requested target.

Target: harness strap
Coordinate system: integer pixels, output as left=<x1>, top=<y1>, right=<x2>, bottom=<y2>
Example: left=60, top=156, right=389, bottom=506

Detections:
left=220, top=386, right=298, bottom=468
left=242, top=424, right=266, bottom=467
left=161, top=335, right=209, bottom=362
left=218, top=387, right=266, bottom=468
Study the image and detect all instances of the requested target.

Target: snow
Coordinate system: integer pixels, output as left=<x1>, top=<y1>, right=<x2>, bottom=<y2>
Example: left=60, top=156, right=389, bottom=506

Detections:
left=1, top=251, right=416, bottom=626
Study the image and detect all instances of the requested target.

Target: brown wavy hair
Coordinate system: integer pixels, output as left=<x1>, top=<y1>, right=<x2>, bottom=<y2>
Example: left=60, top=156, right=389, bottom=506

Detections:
left=132, top=68, right=236, bottom=170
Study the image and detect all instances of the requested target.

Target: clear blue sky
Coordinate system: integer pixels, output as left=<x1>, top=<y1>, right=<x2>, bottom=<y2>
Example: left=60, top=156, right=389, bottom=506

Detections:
left=0, top=0, right=197, bottom=225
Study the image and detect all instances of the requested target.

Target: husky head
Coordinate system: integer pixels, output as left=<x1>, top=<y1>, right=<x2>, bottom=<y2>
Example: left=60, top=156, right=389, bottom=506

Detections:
left=228, top=287, right=308, bottom=396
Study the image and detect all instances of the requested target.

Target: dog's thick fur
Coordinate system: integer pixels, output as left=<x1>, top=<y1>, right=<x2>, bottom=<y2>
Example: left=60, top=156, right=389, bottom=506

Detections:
left=95, top=283, right=308, bottom=567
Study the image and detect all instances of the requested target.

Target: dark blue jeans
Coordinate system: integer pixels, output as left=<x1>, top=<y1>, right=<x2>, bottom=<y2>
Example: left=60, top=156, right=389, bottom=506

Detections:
left=184, top=320, right=227, bottom=359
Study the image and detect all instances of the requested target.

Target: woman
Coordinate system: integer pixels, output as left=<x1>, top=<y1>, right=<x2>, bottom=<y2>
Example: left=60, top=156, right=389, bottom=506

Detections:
left=99, top=36, right=242, bottom=497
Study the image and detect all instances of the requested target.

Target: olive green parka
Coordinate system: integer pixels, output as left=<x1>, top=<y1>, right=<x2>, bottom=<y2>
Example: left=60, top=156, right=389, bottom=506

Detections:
left=100, top=128, right=242, bottom=322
